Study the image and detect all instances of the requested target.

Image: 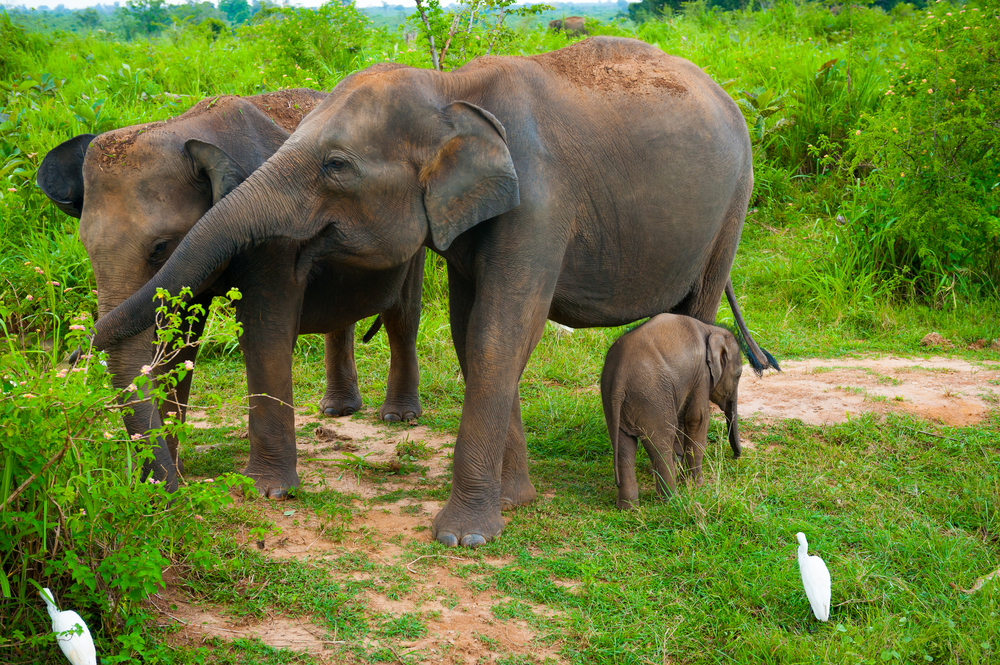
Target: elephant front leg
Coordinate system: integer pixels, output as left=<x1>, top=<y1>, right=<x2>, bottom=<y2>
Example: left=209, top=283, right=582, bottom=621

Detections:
left=379, top=249, right=425, bottom=423
left=237, top=288, right=303, bottom=499
left=641, top=430, right=679, bottom=498
left=431, top=264, right=551, bottom=548
left=319, top=326, right=363, bottom=417
left=682, top=406, right=709, bottom=487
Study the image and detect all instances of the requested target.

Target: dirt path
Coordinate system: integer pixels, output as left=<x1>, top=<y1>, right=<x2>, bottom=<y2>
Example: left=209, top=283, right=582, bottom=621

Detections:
left=739, top=356, right=1000, bottom=427
left=157, top=355, right=999, bottom=661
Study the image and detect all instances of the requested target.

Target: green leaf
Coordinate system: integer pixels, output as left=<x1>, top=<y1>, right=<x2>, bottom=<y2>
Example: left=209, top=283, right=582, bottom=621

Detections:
left=73, top=103, right=97, bottom=124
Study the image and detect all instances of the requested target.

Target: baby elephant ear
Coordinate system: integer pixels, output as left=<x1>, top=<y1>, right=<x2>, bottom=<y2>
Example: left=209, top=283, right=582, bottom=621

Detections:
left=36, top=133, right=97, bottom=218
left=421, top=101, right=520, bottom=252
left=185, top=139, right=250, bottom=205
left=707, top=331, right=730, bottom=388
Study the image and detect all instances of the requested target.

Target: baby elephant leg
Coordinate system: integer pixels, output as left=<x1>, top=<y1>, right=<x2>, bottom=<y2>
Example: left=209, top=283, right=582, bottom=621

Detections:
left=615, top=429, right=641, bottom=510
left=682, top=406, right=710, bottom=486
left=641, top=429, right=678, bottom=498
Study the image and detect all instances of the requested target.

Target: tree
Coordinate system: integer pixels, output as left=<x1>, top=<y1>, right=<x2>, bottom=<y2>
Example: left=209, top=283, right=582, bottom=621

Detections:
left=75, top=7, right=101, bottom=29
left=117, top=0, right=169, bottom=37
left=219, top=0, right=250, bottom=25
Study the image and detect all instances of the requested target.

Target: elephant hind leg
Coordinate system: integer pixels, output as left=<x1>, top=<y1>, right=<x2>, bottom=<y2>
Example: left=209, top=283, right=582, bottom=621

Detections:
left=319, top=326, right=363, bottom=417
left=378, top=248, right=425, bottom=423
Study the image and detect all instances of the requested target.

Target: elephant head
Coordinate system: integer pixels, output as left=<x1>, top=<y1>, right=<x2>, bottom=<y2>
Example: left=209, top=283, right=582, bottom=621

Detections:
left=90, top=68, right=520, bottom=352
left=707, top=328, right=743, bottom=458
left=37, top=91, right=324, bottom=488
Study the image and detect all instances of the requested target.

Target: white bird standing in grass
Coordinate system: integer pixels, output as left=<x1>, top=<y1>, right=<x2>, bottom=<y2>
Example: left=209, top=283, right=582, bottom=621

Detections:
left=40, top=588, right=97, bottom=665
left=796, top=532, right=831, bottom=622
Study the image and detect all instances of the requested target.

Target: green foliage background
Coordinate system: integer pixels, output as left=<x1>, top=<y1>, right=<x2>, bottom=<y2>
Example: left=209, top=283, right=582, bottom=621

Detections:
left=1, top=0, right=998, bottom=662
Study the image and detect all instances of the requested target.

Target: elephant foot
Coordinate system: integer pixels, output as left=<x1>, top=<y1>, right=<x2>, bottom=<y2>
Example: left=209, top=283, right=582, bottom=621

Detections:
left=320, top=390, right=363, bottom=418
left=616, top=497, right=638, bottom=510
left=432, top=499, right=505, bottom=549
left=499, top=474, right=537, bottom=512
left=245, top=467, right=300, bottom=500
left=379, top=393, right=422, bottom=423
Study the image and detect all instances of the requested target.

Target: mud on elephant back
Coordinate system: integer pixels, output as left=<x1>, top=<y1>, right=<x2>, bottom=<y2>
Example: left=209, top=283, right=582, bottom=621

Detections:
left=90, top=38, right=779, bottom=546
left=36, top=88, right=425, bottom=496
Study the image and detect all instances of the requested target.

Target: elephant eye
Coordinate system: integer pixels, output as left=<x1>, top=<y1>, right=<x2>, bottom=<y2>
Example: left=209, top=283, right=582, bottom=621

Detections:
left=149, top=240, right=170, bottom=262
left=323, top=156, right=349, bottom=172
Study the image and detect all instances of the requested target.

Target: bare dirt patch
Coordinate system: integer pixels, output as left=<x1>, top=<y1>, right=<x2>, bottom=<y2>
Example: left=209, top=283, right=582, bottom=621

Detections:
left=737, top=356, right=1000, bottom=427
left=152, top=572, right=333, bottom=655
left=166, top=411, right=563, bottom=663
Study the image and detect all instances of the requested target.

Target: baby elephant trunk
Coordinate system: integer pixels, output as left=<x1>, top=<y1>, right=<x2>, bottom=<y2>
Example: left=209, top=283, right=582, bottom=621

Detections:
left=724, top=386, right=740, bottom=458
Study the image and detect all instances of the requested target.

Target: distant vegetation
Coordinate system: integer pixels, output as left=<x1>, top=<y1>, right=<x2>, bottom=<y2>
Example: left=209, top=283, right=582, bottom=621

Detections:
left=1, top=0, right=997, bottom=661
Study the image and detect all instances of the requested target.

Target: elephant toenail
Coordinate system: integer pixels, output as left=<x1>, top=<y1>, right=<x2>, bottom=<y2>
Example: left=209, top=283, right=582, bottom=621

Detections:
left=436, top=532, right=459, bottom=548
left=403, top=412, right=416, bottom=421
left=460, top=534, right=486, bottom=548
left=268, top=488, right=289, bottom=500
left=383, top=413, right=401, bottom=423
left=324, top=407, right=339, bottom=416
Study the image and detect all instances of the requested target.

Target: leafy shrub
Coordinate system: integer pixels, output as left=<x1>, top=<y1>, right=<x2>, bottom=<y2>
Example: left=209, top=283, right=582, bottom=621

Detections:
left=830, top=3, right=1000, bottom=301
left=238, top=1, right=380, bottom=89
left=0, top=292, right=250, bottom=663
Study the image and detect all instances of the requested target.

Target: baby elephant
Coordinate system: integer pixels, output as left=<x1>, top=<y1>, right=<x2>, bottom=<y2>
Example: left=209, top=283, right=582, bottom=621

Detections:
left=601, top=314, right=743, bottom=509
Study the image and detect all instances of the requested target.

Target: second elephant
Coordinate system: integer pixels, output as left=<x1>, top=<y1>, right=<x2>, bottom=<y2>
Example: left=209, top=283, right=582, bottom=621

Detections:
left=37, top=90, right=425, bottom=494
left=548, top=16, right=589, bottom=36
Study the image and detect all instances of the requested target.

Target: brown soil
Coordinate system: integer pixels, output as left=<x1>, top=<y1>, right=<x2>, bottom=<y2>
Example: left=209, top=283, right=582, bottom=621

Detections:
left=165, top=411, right=565, bottom=663
left=533, top=39, right=687, bottom=96
left=737, top=356, right=1000, bottom=428
left=246, top=89, right=327, bottom=132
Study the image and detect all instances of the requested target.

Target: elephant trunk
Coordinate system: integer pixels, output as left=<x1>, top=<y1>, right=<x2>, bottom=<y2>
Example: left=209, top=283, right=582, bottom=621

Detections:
left=91, top=156, right=303, bottom=350
left=724, top=386, right=740, bottom=459
left=103, top=329, right=178, bottom=490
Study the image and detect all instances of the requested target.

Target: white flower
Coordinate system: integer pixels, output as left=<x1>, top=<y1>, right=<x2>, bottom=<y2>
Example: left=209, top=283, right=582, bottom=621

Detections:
left=131, top=433, right=143, bottom=441
left=127, top=383, right=137, bottom=392
left=70, top=324, right=85, bottom=331
left=140, top=365, right=152, bottom=375
left=184, top=360, right=195, bottom=370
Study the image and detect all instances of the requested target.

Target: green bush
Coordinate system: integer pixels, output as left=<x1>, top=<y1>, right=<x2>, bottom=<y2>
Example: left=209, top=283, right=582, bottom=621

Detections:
left=0, top=294, right=250, bottom=662
left=829, top=2, right=1000, bottom=302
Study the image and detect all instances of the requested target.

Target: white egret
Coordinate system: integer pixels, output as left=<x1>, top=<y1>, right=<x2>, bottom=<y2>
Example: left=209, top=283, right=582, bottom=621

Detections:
left=796, top=532, right=831, bottom=622
left=40, top=588, right=98, bottom=665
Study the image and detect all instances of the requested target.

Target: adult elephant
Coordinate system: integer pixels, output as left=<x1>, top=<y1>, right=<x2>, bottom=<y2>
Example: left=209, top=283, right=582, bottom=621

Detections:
left=92, top=38, right=778, bottom=545
left=548, top=16, right=588, bottom=36
left=38, top=89, right=424, bottom=495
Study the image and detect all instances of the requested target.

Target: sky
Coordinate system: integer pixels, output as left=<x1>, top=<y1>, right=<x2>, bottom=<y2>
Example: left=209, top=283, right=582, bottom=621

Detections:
left=3, top=0, right=619, bottom=11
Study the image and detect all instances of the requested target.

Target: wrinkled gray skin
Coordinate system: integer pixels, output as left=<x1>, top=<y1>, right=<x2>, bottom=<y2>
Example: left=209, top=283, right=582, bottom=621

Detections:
left=91, top=37, right=779, bottom=546
left=37, top=90, right=424, bottom=494
left=600, top=314, right=743, bottom=510
left=548, top=16, right=588, bottom=36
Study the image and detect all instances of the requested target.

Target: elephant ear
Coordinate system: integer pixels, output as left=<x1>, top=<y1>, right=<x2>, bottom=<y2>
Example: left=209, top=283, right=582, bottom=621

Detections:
left=421, top=101, right=520, bottom=252
left=707, top=331, right=730, bottom=388
left=36, top=133, right=97, bottom=218
left=185, top=139, right=250, bottom=205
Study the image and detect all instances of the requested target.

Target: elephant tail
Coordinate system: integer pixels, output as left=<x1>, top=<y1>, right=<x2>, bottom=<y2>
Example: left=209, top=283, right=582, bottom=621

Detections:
left=725, top=279, right=780, bottom=377
left=361, top=315, right=383, bottom=344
